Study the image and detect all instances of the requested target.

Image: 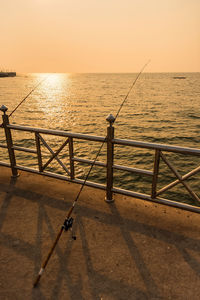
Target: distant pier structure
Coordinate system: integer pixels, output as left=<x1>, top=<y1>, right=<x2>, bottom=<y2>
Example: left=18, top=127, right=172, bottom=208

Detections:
left=0, top=71, right=16, bottom=77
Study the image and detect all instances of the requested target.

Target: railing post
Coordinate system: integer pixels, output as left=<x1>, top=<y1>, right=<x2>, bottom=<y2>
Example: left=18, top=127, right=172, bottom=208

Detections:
left=151, top=149, right=160, bottom=199
left=35, top=132, right=43, bottom=172
left=105, top=114, right=115, bottom=202
left=0, top=105, right=18, bottom=177
left=68, top=137, right=75, bottom=179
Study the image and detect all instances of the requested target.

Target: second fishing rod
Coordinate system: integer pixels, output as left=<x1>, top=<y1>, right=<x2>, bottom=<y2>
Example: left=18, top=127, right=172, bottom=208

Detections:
left=0, top=76, right=49, bottom=127
left=33, top=60, right=150, bottom=287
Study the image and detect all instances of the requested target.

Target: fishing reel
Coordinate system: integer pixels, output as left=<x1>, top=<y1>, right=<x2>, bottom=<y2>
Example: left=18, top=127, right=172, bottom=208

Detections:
left=62, top=217, right=76, bottom=240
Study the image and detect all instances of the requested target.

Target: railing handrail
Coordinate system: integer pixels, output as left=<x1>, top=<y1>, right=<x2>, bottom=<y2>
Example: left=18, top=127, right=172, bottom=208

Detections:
left=5, top=123, right=200, bottom=156
left=113, top=138, right=200, bottom=156
left=7, top=124, right=105, bottom=142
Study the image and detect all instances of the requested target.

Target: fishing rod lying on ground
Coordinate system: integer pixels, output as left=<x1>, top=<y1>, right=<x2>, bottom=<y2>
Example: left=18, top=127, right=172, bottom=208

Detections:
left=0, top=76, right=48, bottom=127
left=33, top=60, right=150, bottom=287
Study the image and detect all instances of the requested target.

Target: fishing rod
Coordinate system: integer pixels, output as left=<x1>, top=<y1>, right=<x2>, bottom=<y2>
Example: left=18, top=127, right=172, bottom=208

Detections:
left=0, top=76, right=49, bottom=127
left=33, top=60, right=150, bottom=287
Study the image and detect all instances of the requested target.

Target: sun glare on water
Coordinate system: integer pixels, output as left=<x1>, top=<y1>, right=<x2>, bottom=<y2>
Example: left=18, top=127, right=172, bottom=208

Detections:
left=31, top=73, right=72, bottom=125
left=33, top=73, right=71, bottom=96
left=33, top=73, right=69, bottom=85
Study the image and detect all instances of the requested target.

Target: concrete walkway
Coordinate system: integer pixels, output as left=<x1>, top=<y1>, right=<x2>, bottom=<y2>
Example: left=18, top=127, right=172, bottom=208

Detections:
left=0, top=165, right=200, bottom=299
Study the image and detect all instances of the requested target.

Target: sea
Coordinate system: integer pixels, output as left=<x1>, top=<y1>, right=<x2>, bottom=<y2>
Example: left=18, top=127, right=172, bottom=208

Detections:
left=0, top=72, right=200, bottom=205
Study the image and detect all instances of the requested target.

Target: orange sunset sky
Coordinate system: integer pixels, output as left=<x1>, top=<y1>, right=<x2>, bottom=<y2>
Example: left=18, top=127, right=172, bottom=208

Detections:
left=1, top=0, right=200, bottom=73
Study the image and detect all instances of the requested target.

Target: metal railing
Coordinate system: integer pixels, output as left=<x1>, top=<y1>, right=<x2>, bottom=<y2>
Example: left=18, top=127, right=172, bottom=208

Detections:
left=1, top=106, right=200, bottom=213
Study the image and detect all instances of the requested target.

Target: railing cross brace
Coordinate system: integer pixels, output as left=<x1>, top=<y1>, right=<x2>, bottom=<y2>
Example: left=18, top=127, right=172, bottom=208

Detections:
left=157, top=164, right=200, bottom=197
left=160, top=152, right=200, bottom=204
left=37, top=133, right=71, bottom=176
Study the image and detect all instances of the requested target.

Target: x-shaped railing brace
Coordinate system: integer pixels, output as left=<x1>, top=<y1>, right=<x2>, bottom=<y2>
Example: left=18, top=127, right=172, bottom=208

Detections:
left=36, top=133, right=71, bottom=176
left=156, top=152, right=200, bottom=204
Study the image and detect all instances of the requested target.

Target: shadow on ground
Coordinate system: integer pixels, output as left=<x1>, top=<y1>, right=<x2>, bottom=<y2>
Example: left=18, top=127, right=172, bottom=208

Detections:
left=0, top=167, right=200, bottom=299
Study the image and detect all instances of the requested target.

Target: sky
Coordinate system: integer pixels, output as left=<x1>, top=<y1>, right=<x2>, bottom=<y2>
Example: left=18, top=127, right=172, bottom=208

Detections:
left=1, top=0, right=200, bottom=73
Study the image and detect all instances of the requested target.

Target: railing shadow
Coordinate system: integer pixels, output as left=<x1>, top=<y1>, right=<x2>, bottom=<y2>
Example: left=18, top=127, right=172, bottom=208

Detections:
left=0, top=176, right=18, bottom=231
left=0, top=180, right=200, bottom=299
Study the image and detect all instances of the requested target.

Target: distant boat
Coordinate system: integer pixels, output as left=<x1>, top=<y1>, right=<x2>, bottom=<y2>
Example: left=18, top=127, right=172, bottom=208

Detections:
left=0, top=72, right=16, bottom=77
left=173, top=76, right=186, bottom=79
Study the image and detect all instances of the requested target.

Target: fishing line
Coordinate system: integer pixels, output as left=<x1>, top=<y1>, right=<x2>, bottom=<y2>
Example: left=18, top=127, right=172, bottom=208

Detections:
left=114, top=60, right=150, bottom=122
left=61, top=60, right=151, bottom=217
left=0, top=76, right=49, bottom=127
left=33, top=60, right=150, bottom=287
left=9, top=76, right=49, bottom=118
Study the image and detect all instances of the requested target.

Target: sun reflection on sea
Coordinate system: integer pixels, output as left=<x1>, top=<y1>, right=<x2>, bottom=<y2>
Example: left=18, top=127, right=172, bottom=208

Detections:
left=32, top=73, right=72, bottom=129
left=33, top=72, right=69, bottom=87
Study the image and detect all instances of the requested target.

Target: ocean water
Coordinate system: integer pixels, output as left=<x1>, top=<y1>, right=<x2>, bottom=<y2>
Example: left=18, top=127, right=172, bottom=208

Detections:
left=0, top=72, right=200, bottom=205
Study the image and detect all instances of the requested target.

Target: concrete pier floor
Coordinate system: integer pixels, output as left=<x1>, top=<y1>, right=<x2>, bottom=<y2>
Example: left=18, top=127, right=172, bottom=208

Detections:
left=0, top=165, right=200, bottom=299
